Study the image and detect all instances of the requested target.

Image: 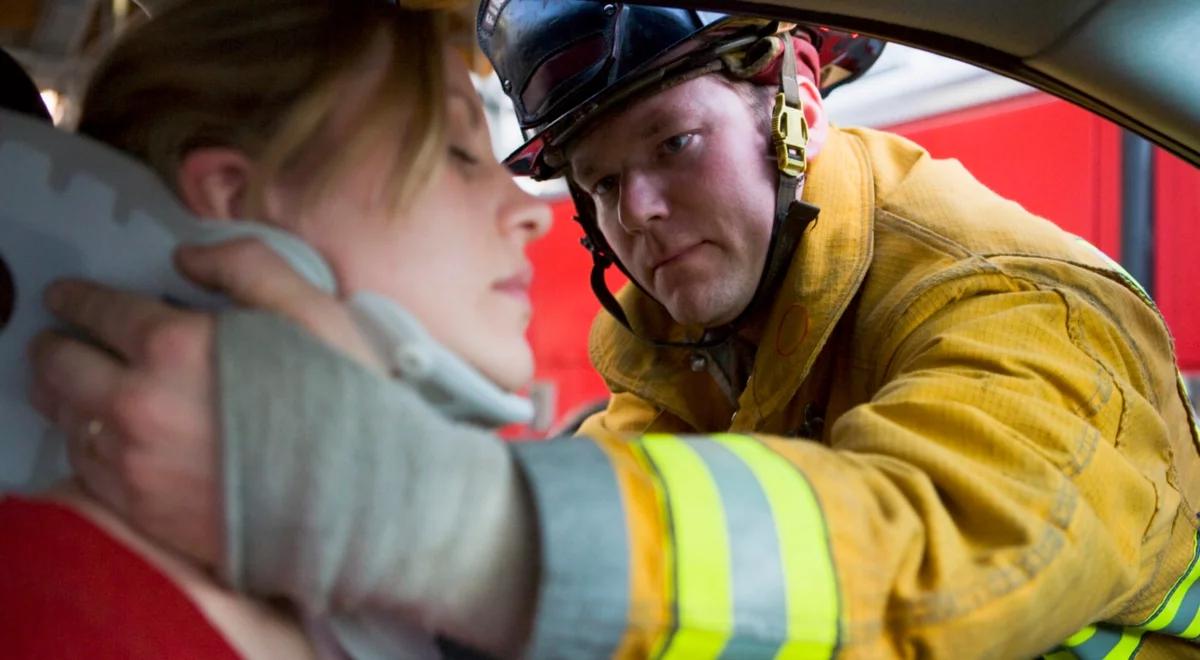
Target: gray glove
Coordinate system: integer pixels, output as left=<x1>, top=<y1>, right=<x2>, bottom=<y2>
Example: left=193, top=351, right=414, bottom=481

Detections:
left=216, top=310, right=536, bottom=654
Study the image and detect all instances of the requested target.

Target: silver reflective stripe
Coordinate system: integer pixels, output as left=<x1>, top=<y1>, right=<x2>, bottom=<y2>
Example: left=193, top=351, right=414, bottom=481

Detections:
left=687, top=438, right=791, bottom=656
left=511, top=439, right=630, bottom=658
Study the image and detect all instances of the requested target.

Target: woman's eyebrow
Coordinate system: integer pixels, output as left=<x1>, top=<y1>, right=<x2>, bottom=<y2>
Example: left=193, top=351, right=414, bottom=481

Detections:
left=449, top=88, right=483, bottom=132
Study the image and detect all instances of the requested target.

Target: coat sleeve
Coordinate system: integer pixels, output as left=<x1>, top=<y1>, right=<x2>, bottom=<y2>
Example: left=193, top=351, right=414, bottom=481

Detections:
left=510, top=283, right=1178, bottom=658
left=577, top=390, right=664, bottom=437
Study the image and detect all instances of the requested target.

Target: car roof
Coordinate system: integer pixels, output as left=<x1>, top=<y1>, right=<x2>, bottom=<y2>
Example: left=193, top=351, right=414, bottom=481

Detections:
left=653, top=0, right=1200, bottom=167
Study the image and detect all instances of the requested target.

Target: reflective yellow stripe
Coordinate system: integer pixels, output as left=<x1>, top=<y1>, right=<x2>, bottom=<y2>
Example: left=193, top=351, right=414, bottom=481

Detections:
left=1140, top=532, right=1200, bottom=633
left=1180, top=615, right=1200, bottom=639
left=1064, top=625, right=1098, bottom=647
left=1105, top=629, right=1144, bottom=658
left=716, top=434, right=839, bottom=659
left=1058, top=531, right=1200, bottom=658
left=639, top=434, right=733, bottom=659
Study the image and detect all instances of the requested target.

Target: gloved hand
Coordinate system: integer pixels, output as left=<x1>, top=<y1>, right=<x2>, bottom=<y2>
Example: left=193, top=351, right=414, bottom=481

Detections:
left=219, top=309, right=538, bottom=658
left=28, top=239, right=386, bottom=567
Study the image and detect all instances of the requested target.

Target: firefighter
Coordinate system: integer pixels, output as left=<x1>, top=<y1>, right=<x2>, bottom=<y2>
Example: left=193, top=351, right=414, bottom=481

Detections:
left=470, top=5, right=1200, bottom=657
left=29, top=2, right=1200, bottom=658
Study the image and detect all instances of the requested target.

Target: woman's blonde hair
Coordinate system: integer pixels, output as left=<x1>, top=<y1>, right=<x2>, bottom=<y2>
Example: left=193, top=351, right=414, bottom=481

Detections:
left=78, top=0, right=447, bottom=214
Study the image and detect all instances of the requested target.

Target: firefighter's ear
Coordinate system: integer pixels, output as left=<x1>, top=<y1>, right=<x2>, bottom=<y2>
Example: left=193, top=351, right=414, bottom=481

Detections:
left=176, top=148, right=254, bottom=220
left=799, top=77, right=829, bottom=160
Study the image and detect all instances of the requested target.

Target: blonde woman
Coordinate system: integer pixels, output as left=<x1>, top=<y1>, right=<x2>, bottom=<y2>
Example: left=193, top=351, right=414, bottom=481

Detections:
left=4, top=0, right=548, bottom=657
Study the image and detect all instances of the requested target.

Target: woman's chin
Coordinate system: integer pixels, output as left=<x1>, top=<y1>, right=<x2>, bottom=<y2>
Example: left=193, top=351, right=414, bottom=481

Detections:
left=479, top=346, right=535, bottom=394
left=494, top=364, right=535, bottom=395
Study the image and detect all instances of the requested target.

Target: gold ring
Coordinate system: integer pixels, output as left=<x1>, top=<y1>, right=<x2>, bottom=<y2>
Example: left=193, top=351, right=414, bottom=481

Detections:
left=81, top=418, right=104, bottom=459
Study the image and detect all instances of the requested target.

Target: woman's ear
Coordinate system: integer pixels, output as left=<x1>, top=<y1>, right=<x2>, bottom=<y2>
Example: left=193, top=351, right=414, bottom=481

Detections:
left=176, top=148, right=254, bottom=220
left=798, top=77, right=829, bottom=161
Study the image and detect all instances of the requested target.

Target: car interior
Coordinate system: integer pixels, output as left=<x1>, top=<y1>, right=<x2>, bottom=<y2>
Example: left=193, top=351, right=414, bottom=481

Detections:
left=0, top=48, right=50, bottom=122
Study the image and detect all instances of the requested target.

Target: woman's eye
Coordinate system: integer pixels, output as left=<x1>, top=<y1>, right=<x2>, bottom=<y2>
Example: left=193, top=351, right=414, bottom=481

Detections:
left=661, top=132, right=694, bottom=155
left=449, top=145, right=480, bottom=166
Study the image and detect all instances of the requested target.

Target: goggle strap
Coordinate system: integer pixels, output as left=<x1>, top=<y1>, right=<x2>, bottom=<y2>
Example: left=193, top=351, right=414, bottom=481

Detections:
left=781, top=32, right=801, bottom=107
left=589, top=252, right=635, bottom=332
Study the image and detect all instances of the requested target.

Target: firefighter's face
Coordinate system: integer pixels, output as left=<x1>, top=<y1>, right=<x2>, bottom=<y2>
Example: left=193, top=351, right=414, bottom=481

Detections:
left=275, top=50, right=552, bottom=391
left=567, top=74, right=781, bottom=328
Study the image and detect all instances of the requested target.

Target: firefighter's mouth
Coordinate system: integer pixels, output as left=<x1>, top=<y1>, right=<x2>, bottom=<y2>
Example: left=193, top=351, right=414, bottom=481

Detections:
left=651, top=242, right=705, bottom=274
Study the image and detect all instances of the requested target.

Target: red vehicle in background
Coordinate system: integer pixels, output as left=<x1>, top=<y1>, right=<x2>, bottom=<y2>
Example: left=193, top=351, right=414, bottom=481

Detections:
left=505, top=43, right=1200, bottom=435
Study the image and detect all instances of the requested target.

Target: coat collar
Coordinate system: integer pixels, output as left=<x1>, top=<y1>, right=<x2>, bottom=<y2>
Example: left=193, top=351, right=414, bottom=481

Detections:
left=588, top=126, right=875, bottom=430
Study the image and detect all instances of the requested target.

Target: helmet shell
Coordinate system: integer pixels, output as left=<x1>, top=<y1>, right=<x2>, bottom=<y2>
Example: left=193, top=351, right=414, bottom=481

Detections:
left=479, top=2, right=728, bottom=130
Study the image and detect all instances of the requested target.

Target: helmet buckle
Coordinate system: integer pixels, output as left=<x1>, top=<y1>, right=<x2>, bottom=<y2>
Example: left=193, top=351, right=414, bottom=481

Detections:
left=771, top=91, right=808, bottom=178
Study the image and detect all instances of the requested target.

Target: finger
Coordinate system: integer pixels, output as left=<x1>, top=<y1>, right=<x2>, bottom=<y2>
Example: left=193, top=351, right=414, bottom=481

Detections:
left=176, top=238, right=330, bottom=313
left=177, top=240, right=381, bottom=366
left=44, top=279, right=184, bottom=363
left=67, top=425, right=131, bottom=519
left=29, top=330, right=127, bottom=428
left=30, top=332, right=130, bottom=471
left=63, top=413, right=122, bottom=473
left=49, top=394, right=129, bottom=514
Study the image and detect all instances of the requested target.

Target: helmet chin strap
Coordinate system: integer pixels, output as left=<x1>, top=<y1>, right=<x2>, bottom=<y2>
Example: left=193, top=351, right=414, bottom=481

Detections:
left=578, top=34, right=820, bottom=350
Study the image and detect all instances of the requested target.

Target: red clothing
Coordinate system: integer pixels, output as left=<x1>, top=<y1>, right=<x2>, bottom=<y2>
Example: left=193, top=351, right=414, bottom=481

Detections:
left=0, top=496, right=240, bottom=659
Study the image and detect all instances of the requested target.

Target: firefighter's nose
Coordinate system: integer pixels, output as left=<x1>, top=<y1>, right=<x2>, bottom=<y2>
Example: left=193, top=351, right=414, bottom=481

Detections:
left=617, top=172, right=668, bottom=233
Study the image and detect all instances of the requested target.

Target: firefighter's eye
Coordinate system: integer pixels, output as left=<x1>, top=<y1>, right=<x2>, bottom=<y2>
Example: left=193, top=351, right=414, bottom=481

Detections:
left=592, top=175, right=618, bottom=196
left=661, top=132, right=695, bottom=155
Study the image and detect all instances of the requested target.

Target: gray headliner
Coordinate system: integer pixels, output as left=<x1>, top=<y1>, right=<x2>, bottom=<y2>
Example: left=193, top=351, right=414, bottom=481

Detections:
left=720, top=0, right=1110, bottom=57
left=1030, top=0, right=1200, bottom=164
left=663, top=0, right=1200, bottom=166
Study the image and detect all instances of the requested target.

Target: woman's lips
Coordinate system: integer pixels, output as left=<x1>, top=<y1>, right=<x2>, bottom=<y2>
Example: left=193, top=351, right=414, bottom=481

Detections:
left=493, top=268, right=532, bottom=303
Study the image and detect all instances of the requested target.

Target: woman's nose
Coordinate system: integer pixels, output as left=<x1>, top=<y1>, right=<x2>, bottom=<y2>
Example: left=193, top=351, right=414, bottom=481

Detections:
left=499, top=178, right=552, bottom=242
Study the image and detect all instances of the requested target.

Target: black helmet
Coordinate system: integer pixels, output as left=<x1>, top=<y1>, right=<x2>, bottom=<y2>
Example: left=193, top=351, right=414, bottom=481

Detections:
left=478, top=1, right=883, bottom=180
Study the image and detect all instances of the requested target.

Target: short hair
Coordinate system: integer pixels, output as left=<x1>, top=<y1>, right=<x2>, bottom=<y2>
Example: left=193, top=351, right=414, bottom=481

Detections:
left=715, top=74, right=776, bottom=149
left=78, top=0, right=448, bottom=215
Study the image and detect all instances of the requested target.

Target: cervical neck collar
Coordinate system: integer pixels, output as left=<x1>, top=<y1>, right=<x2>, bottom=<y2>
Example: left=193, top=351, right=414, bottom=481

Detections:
left=0, top=109, right=530, bottom=492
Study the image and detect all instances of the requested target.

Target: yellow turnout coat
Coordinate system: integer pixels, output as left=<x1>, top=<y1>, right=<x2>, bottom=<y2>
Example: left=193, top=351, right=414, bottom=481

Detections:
left=511, top=126, right=1199, bottom=659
